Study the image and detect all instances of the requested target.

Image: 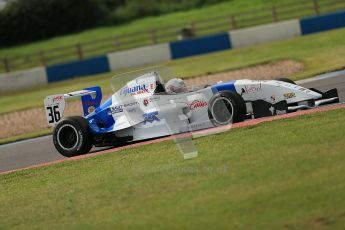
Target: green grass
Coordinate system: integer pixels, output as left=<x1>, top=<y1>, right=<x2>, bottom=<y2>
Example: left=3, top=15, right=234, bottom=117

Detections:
left=0, top=0, right=298, bottom=58
left=3, top=0, right=345, bottom=72
left=1, top=0, right=344, bottom=72
left=1, top=108, right=345, bottom=229
left=1, top=28, right=345, bottom=115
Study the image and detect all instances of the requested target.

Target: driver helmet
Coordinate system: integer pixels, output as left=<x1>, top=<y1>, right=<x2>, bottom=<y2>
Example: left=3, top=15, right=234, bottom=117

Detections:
left=165, top=78, right=187, bottom=93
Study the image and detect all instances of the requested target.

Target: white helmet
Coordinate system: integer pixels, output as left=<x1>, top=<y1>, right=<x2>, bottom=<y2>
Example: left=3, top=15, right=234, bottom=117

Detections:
left=165, top=78, right=187, bottom=93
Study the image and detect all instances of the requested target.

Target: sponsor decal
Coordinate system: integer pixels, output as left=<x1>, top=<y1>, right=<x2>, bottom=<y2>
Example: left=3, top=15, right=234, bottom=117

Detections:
left=283, top=92, right=296, bottom=99
left=149, top=97, right=160, bottom=102
left=127, top=107, right=137, bottom=113
left=53, top=95, right=63, bottom=102
left=271, top=95, right=276, bottom=102
left=143, top=111, right=160, bottom=124
left=124, top=101, right=139, bottom=107
left=241, top=84, right=262, bottom=95
left=143, top=99, right=149, bottom=106
left=189, top=121, right=210, bottom=130
left=87, top=106, right=95, bottom=114
left=190, top=100, right=208, bottom=110
left=142, top=97, right=160, bottom=107
left=120, top=85, right=148, bottom=96
left=83, top=100, right=99, bottom=106
left=110, top=105, right=123, bottom=114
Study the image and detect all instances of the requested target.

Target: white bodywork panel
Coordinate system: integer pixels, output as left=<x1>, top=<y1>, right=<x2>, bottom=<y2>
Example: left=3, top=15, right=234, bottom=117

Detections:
left=109, top=73, right=157, bottom=131
left=233, top=79, right=321, bottom=104
left=106, top=72, right=215, bottom=140
left=116, top=79, right=322, bottom=141
left=105, top=71, right=215, bottom=140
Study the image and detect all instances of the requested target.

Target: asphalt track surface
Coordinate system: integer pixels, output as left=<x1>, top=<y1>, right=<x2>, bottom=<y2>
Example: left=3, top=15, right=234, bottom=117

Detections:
left=1, top=75, right=345, bottom=174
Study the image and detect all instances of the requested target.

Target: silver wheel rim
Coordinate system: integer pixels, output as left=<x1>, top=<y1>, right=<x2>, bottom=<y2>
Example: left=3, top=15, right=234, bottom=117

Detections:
left=57, top=124, right=79, bottom=151
left=211, top=97, right=234, bottom=125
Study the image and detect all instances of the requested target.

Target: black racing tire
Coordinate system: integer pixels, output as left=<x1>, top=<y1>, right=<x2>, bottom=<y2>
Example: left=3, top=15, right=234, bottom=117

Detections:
left=208, top=90, right=246, bottom=126
left=276, top=77, right=296, bottom=85
left=53, top=116, right=93, bottom=157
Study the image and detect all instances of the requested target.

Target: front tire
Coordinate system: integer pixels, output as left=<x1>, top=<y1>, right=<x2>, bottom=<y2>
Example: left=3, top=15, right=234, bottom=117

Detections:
left=208, top=91, right=246, bottom=126
left=53, top=116, right=93, bottom=157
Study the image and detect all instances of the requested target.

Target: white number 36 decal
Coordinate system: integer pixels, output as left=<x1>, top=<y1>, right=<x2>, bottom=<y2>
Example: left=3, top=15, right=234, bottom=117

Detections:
left=44, top=94, right=65, bottom=127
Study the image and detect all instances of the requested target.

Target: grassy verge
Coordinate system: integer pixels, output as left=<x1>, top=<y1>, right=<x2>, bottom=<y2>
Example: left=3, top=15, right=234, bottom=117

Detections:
left=0, top=0, right=300, bottom=58
left=1, top=28, right=345, bottom=115
left=1, top=108, right=345, bottom=229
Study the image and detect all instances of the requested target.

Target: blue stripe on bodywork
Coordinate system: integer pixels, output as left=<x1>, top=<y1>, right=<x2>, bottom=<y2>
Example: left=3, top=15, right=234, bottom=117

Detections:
left=95, top=96, right=112, bottom=114
left=86, top=96, right=115, bottom=134
left=88, top=109, right=115, bottom=134
left=211, top=80, right=237, bottom=94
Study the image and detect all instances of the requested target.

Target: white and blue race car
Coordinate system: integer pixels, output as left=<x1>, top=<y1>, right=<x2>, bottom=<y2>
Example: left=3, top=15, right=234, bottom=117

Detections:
left=44, top=68, right=339, bottom=157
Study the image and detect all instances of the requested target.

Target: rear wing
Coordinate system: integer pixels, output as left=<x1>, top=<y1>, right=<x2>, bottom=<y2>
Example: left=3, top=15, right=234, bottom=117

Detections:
left=44, top=87, right=102, bottom=127
left=64, top=89, right=97, bottom=99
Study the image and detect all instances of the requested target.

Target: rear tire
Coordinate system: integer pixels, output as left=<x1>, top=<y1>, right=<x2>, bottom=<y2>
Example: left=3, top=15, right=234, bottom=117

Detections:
left=208, top=91, right=246, bottom=126
left=53, top=116, right=93, bottom=157
left=276, top=78, right=296, bottom=85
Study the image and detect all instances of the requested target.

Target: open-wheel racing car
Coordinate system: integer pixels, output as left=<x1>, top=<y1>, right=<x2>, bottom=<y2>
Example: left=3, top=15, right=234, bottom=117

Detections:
left=44, top=68, right=339, bottom=157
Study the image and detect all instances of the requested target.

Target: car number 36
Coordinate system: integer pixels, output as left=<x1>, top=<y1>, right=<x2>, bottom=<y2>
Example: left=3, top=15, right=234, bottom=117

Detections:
left=46, top=105, right=61, bottom=124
